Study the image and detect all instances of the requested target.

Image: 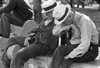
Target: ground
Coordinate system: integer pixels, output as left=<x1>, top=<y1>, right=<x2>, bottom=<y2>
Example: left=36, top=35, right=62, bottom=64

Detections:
left=0, top=4, right=100, bottom=68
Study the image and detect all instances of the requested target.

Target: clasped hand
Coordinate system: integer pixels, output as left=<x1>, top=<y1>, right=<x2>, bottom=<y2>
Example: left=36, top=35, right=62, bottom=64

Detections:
left=24, top=33, right=36, bottom=46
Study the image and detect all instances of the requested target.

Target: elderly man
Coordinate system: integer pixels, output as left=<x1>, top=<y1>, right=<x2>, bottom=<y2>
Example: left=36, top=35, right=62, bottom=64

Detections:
left=49, top=4, right=99, bottom=68
left=2, top=0, right=59, bottom=68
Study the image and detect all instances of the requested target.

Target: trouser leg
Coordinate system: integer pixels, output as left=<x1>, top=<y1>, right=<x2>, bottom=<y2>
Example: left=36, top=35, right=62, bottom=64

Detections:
left=50, top=43, right=98, bottom=68
left=2, top=36, right=26, bottom=68
left=49, top=45, right=78, bottom=68
left=10, top=43, right=50, bottom=68
left=0, top=13, right=25, bottom=38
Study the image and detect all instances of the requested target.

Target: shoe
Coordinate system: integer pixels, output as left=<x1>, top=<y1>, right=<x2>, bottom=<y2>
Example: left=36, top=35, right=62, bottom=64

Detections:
left=0, top=34, right=5, bottom=38
left=0, top=34, right=2, bottom=36
left=0, top=34, right=8, bottom=38
left=0, top=34, right=2, bottom=38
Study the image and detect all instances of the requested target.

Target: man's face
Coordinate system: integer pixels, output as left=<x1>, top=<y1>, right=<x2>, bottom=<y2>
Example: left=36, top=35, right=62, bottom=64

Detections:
left=45, top=11, right=53, bottom=19
left=64, top=14, right=73, bottom=25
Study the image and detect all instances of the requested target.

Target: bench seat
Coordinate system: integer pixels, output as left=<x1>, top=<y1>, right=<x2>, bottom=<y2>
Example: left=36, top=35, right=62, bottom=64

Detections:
left=24, top=56, right=100, bottom=68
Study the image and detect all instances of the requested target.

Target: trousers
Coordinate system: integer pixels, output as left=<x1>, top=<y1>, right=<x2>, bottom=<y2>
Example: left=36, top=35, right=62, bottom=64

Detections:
left=0, top=13, right=25, bottom=38
left=49, top=43, right=98, bottom=68
left=2, top=36, right=51, bottom=68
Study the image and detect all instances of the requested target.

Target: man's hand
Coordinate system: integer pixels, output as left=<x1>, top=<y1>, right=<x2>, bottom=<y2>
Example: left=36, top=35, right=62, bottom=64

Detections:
left=24, top=37, right=30, bottom=46
left=64, top=52, right=83, bottom=59
left=53, top=25, right=62, bottom=35
left=24, top=33, right=37, bottom=46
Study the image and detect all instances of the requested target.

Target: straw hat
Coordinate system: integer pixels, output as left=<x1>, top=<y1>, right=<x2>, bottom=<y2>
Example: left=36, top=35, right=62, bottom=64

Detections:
left=41, top=0, right=60, bottom=13
left=53, top=4, right=71, bottom=25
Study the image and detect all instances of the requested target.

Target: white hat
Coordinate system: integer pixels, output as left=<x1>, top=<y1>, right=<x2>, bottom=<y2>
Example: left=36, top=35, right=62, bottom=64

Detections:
left=53, top=4, right=71, bottom=25
left=41, top=0, right=60, bottom=13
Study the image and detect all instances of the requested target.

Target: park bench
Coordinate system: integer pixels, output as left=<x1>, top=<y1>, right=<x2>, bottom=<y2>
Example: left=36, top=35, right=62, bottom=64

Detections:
left=24, top=56, right=100, bottom=68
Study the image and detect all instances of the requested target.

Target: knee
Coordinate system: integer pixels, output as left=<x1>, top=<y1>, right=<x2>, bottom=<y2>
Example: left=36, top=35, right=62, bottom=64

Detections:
left=7, top=37, right=16, bottom=43
left=14, top=48, right=26, bottom=61
left=7, top=44, right=22, bottom=60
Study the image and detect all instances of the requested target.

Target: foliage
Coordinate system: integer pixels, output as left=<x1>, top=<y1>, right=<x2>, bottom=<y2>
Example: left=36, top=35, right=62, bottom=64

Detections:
left=95, top=0, right=100, bottom=4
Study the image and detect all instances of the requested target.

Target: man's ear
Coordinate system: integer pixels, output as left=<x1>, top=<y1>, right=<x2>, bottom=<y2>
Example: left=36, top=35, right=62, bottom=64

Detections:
left=71, top=12, right=75, bottom=23
left=61, top=20, right=68, bottom=26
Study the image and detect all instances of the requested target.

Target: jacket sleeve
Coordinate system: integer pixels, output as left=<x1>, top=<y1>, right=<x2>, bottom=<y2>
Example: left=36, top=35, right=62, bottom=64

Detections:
left=0, top=0, right=17, bottom=14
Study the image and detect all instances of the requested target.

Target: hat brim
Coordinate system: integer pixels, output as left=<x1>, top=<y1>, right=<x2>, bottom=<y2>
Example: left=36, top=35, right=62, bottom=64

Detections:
left=41, top=9, right=46, bottom=14
left=41, top=2, right=61, bottom=14
left=54, top=4, right=71, bottom=25
left=42, top=9, right=53, bottom=14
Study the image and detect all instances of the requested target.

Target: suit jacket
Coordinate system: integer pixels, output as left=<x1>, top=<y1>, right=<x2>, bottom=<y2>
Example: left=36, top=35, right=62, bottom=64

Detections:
left=0, top=0, right=33, bottom=21
left=30, top=18, right=59, bottom=50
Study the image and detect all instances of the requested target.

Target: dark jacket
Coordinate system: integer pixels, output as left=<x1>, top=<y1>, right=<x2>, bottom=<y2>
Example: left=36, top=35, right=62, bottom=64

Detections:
left=0, top=0, right=33, bottom=21
left=29, top=18, right=59, bottom=51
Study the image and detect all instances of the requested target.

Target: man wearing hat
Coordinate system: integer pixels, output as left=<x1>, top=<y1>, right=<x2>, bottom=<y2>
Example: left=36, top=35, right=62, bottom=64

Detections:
left=49, top=4, right=99, bottom=68
left=2, top=0, right=59, bottom=68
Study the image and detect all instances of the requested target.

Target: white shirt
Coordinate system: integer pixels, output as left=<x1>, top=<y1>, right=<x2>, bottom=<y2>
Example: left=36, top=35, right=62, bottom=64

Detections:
left=68, top=12, right=98, bottom=58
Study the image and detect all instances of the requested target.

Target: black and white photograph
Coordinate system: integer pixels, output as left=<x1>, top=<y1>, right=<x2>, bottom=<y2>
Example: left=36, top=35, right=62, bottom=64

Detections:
left=0, top=0, right=100, bottom=68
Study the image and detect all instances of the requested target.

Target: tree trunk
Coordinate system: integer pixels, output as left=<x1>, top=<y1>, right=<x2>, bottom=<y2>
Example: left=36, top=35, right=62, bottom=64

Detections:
left=70, top=0, right=73, bottom=8
left=60, top=0, right=68, bottom=5
left=82, top=2, right=84, bottom=8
